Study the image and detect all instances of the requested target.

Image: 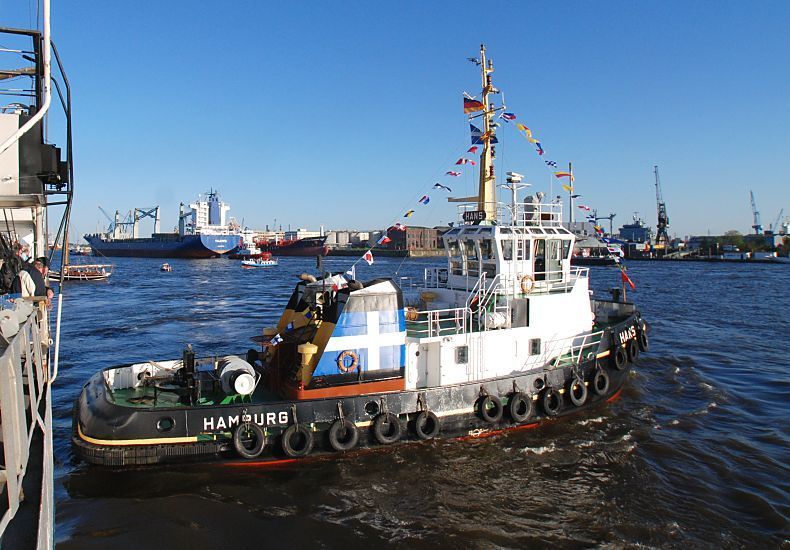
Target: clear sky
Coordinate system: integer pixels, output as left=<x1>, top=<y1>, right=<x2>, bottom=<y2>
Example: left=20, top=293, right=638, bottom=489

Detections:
left=4, top=1, right=789, bottom=239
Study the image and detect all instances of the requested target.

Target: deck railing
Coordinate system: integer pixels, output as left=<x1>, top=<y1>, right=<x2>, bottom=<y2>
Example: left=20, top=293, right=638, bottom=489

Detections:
left=0, top=305, right=53, bottom=547
left=406, top=306, right=471, bottom=338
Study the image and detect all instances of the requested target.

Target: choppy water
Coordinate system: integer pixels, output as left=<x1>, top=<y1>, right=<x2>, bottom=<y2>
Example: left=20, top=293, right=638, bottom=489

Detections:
left=51, top=256, right=789, bottom=548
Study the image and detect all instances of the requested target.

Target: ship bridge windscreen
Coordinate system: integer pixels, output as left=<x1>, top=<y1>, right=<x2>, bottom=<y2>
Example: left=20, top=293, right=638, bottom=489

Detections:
left=463, top=239, right=479, bottom=277
left=448, top=239, right=462, bottom=275
left=480, top=238, right=496, bottom=278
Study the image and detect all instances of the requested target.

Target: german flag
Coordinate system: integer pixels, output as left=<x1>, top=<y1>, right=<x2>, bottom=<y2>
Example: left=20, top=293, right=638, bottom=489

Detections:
left=463, top=97, right=484, bottom=113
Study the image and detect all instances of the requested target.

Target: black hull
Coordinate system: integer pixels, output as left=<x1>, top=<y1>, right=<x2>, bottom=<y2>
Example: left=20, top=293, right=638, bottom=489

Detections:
left=73, top=314, right=646, bottom=467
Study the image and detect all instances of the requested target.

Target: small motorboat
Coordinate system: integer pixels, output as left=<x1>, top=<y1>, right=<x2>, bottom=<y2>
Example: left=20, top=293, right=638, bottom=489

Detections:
left=241, top=252, right=277, bottom=268
left=160, top=263, right=173, bottom=272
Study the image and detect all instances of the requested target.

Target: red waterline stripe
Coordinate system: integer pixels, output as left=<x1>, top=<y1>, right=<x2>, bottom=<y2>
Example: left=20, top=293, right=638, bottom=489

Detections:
left=607, top=389, right=623, bottom=403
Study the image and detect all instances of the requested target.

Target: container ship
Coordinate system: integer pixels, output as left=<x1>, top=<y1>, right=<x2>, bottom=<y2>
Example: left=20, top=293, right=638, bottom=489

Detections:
left=84, top=191, right=242, bottom=258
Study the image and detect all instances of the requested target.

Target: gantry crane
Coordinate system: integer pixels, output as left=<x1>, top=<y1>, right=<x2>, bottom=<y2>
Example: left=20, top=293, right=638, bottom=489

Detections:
left=750, top=190, right=762, bottom=234
left=654, top=165, right=669, bottom=247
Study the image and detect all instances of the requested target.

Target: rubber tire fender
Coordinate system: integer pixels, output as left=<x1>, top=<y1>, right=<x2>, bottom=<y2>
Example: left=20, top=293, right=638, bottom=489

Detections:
left=568, top=378, right=588, bottom=407
left=638, top=330, right=649, bottom=353
left=542, top=388, right=563, bottom=417
left=478, top=395, right=503, bottom=423
left=626, top=338, right=640, bottom=363
left=413, top=411, right=440, bottom=440
left=281, top=424, right=314, bottom=458
left=592, top=368, right=610, bottom=396
left=233, top=423, right=265, bottom=459
left=328, top=418, right=359, bottom=452
left=372, top=413, right=402, bottom=445
left=612, top=346, right=628, bottom=371
left=508, top=392, right=534, bottom=423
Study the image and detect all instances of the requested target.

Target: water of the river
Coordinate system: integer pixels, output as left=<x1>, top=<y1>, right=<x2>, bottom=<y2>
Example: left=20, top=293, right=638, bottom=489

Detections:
left=52, top=256, right=788, bottom=548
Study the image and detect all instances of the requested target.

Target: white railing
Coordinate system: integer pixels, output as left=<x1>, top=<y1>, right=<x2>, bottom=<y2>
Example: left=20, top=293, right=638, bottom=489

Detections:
left=406, top=307, right=471, bottom=338
left=456, top=200, right=564, bottom=227
left=523, top=329, right=604, bottom=372
left=0, top=305, right=53, bottom=548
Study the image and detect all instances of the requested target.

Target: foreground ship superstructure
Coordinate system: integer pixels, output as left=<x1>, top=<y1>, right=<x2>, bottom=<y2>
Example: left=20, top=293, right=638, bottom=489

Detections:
left=84, top=190, right=242, bottom=258
left=73, top=45, right=648, bottom=466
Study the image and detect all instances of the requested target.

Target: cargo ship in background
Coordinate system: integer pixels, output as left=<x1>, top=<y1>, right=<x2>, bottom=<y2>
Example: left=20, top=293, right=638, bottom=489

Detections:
left=84, top=191, right=242, bottom=258
left=254, top=235, right=329, bottom=257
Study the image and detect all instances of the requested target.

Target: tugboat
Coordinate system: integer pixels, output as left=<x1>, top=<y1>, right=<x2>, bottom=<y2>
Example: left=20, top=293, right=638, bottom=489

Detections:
left=72, top=46, right=649, bottom=467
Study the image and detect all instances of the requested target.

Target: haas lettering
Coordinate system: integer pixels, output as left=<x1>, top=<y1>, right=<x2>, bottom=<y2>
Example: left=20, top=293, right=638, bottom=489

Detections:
left=618, top=325, right=636, bottom=345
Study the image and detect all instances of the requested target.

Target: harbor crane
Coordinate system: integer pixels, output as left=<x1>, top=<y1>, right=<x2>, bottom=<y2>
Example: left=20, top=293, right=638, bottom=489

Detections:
left=769, top=208, right=783, bottom=234
left=749, top=190, right=762, bottom=234
left=654, top=165, right=670, bottom=247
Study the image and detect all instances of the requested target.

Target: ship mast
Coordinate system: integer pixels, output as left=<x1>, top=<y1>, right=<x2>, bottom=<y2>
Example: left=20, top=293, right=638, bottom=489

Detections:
left=448, top=44, right=500, bottom=223
left=477, top=44, right=497, bottom=222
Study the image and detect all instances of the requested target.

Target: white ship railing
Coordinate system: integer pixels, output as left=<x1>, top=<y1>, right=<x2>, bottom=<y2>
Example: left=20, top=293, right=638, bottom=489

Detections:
left=406, top=307, right=471, bottom=338
left=521, top=329, right=605, bottom=372
left=456, top=200, right=564, bottom=228
left=0, top=304, right=53, bottom=547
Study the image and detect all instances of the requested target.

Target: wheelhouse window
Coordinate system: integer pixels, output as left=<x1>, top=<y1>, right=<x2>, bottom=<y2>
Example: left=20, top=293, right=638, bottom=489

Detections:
left=481, top=238, right=496, bottom=278
left=464, top=239, right=479, bottom=277
left=547, top=239, right=563, bottom=281
left=534, top=239, right=546, bottom=281
left=448, top=239, right=463, bottom=276
left=501, top=239, right=513, bottom=261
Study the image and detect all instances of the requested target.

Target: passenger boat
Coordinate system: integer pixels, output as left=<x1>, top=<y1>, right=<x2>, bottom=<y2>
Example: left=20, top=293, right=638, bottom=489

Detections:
left=72, top=45, right=649, bottom=467
left=160, top=263, right=173, bottom=272
left=50, top=263, right=113, bottom=281
left=241, top=252, right=277, bottom=268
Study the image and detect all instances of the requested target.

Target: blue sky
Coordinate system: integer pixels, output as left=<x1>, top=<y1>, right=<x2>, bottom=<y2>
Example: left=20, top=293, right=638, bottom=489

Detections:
left=4, top=1, right=789, bottom=238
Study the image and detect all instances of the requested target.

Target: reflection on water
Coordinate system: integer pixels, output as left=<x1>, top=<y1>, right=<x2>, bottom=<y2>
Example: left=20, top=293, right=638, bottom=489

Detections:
left=53, top=257, right=789, bottom=547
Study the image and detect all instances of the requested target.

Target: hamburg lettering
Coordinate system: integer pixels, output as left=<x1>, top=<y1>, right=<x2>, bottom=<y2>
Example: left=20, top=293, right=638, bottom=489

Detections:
left=203, top=411, right=289, bottom=431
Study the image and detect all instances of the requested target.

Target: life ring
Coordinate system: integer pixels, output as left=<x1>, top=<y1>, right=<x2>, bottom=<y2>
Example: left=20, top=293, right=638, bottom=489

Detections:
left=233, top=423, right=265, bottom=459
left=372, top=412, right=401, bottom=445
left=405, top=307, right=419, bottom=321
left=520, top=274, right=535, bottom=294
left=280, top=424, right=313, bottom=458
left=336, top=350, right=358, bottom=373
left=626, top=338, right=640, bottom=363
left=328, top=418, right=359, bottom=452
left=612, top=346, right=628, bottom=371
left=413, top=411, right=440, bottom=440
left=508, top=392, right=533, bottom=423
left=542, top=388, right=563, bottom=416
left=568, top=378, right=588, bottom=407
left=592, top=369, right=610, bottom=396
left=638, top=330, right=649, bottom=352
left=478, top=395, right=503, bottom=423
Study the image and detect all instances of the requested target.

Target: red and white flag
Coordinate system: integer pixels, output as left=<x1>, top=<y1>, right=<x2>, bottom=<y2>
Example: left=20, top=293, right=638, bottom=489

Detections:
left=445, top=171, right=461, bottom=177
left=377, top=235, right=392, bottom=245
left=363, top=250, right=374, bottom=265
left=455, top=157, right=476, bottom=165
left=467, top=146, right=478, bottom=153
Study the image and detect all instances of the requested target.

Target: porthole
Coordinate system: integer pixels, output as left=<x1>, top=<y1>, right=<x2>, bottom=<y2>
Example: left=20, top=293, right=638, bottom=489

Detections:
left=156, top=417, right=175, bottom=432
